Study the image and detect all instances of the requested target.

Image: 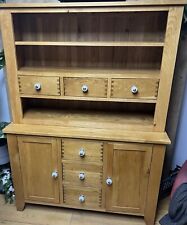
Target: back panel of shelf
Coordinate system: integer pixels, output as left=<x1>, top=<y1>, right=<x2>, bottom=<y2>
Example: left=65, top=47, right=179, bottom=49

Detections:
left=16, top=45, right=163, bottom=70
left=12, top=11, right=168, bottom=43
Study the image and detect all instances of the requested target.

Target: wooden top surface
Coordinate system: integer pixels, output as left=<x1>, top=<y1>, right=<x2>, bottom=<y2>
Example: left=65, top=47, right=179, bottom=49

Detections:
left=4, top=123, right=171, bottom=144
left=0, top=1, right=187, bottom=9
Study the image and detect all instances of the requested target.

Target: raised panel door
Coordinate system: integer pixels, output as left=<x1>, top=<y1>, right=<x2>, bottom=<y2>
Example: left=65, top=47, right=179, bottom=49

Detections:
left=105, top=143, right=153, bottom=215
left=18, top=136, right=60, bottom=204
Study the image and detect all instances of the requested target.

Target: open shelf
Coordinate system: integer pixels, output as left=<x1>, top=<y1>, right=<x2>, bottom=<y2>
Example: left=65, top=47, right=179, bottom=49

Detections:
left=13, top=11, right=168, bottom=43
left=21, top=99, right=155, bottom=131
left=15, top=41, right=164, bottom=47
left=16, top=45, right=163, bottom=70
left=22, top=108, right=154, bottom=132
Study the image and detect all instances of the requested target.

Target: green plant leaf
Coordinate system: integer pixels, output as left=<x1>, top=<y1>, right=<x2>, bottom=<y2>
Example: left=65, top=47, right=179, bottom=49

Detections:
left=0, top=167, right=15, bottom=204
left=0, top=50, right=5, bottom=69
left=0, top=122, right=10, bottom=139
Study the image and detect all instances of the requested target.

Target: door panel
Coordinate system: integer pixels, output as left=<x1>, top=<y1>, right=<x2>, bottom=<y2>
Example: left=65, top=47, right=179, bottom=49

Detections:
left=18, top=136, right=60, bottom=204
left=105, top=143, right=153, bottom=215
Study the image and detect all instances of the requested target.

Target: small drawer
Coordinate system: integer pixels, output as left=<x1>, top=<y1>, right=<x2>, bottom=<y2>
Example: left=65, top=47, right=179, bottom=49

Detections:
left=63, top=162, right=102, bottom=188
left=111, top=78, right=159, bottom=100
left=63, top=77, right=108, bottom=98
left=63, top=186, right=102, bottom=209
left=62, top=139, right=103, bottom=163
left=18, top=75, right=60, bottom=96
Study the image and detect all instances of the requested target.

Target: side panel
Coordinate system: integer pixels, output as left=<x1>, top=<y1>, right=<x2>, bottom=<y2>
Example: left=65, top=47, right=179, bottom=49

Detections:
left=1, top=11, right=23, bottom=122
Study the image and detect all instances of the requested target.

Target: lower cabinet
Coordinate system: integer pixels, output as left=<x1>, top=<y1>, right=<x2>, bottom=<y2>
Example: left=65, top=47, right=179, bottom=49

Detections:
left=104, top=143, right=153, bottom=215
left=17, top=136, right=154, bottom=215
left=18, top=136, right=60, bottom=204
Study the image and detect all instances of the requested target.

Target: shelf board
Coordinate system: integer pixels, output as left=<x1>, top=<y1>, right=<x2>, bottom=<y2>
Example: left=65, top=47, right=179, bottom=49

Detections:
left=1, top=1, right=187, bottom=8
left=18, top=66, right=160, bottom=79
left=4, top=123, right=170, bottom=145
left=15, top=41, right=164, bottom=47
left=20, top=95, right=157, bottom=104
left=22, top=108, right=154, bottom=132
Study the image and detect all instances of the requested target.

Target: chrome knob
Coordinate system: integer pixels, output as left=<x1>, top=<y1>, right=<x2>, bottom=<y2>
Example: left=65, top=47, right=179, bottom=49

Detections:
left=79, top=172, right=85, bottom=181
left=106, top=177, right=113, bottom=186
left=131, top=85, right=138, bottom=94
left=79, top=148, right=85, bottom=158
left=51, top=171, right=58, bottom=179
left=34, top=83, right=41, bottom=91
left=82, top=85, right=88, bottom=93
left=79, top=195, right=85, bottom=203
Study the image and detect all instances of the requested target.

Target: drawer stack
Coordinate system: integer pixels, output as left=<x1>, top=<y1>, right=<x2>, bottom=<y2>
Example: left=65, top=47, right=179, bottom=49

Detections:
left=61, top=139, right=104, bottom=209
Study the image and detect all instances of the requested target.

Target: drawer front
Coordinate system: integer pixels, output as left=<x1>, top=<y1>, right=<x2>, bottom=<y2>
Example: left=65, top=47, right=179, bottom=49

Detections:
left=63, top=77, right=108, bottom=98
left=111, top=78, right=159, bottom=99
left=62, top=139, right=103, bottom=163
left=18, top=75, right=60, bottom=96
left=63, top=187, right=102, bottom=209
left=63, top=163, right=102, bottom=188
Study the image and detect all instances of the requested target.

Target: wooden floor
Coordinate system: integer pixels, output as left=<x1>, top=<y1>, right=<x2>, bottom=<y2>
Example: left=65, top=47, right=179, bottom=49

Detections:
left=0, top=194, right=169, bottom=225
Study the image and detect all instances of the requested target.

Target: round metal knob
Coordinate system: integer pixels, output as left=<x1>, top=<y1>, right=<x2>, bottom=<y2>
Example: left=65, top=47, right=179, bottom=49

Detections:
left=82, top=85, right=88, bottom=93
left=34, top=83, right=41, bottom=91
left=79, top=148, right=85, bottom=158
left=51, top=171, right=58, bottom=179
left=131, top=85, right=138, bottom=94
left=79, top=195, right=85, bottom=203
left=79, top=172, right=85, bottom=181
left=106, top=177, right=113, bottom=186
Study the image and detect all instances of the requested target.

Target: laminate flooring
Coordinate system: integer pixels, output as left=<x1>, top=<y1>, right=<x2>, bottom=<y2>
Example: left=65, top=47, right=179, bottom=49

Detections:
left=0, top=195, right=169, bottom=225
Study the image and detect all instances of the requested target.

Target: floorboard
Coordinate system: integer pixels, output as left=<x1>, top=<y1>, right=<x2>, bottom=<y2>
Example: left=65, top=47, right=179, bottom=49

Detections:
left=0, top=195, right=169, bottom=225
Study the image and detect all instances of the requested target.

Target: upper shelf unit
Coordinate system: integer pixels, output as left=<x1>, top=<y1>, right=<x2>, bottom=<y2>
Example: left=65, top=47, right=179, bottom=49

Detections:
left=12, top=11, right=168, bottom=44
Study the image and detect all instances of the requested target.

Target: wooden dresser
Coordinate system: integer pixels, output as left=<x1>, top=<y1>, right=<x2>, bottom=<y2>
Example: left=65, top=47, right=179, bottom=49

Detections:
left=1, top=1, right=186, bottom=224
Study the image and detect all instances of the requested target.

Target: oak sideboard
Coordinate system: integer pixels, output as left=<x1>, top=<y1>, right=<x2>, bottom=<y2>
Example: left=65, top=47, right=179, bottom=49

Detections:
left=1, top=1, right=186, bottom=224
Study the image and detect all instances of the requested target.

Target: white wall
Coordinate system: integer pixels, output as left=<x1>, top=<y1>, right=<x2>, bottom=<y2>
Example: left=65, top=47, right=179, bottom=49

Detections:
left=0, top=69, right=10, bottom=122
left=172, top=79, right=187, bottom=168
left=0, top=32, right=10, bottom=122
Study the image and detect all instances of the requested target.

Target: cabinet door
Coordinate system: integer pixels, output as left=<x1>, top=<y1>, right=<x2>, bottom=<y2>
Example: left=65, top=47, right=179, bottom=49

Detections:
left=105, top=143, right=153, bottom=215
left=18, top=136, right=60, bottom=204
